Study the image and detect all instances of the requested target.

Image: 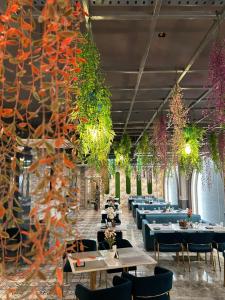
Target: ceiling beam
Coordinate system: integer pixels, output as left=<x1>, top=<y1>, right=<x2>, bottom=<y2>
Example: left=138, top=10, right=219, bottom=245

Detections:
left=122, top=0, right=162, bottom=134
left=104, top=69, right=208, bottom=74
left=91, top=12, right=217, bottom=21
left=81, top=0, right=92, bottom=35
left=111, top=86, right=208, bottom=91
left=112, top=107, right=215, bottom=113
left=187, top=89, right=212, bottom=111
left=111, top=98, right=207, bottom=104
left=134, top=8, right=225, bottom=145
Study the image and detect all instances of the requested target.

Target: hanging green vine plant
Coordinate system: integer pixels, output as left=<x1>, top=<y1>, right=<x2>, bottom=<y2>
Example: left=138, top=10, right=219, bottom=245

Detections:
left=179, top=125, right=204, bottom=175
left=208, top=132, right=222, bottom=171
left=114, top=134, right=132, bottom=176
left=136, top=131, right=151, bottom=165
left=108, top=158, right=116, bottom=177
left=71, top=34, right=114, bottom=169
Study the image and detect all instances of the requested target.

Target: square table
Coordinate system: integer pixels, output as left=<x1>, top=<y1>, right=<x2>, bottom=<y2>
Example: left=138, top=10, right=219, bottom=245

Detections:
left=68, top=247, right=156, bottom=289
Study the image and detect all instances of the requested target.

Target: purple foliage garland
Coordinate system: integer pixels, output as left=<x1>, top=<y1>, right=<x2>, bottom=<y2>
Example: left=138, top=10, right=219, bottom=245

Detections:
left=208, top=40, right=225, bottom=125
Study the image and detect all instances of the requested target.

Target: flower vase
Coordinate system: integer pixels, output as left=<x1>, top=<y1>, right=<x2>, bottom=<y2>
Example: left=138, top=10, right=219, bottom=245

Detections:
left=111, top=220, right=116, bottom=227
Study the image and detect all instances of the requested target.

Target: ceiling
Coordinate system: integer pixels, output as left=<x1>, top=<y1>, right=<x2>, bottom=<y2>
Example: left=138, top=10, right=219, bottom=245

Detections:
left=0, top=1, right=224, bottom=144
left=84, top=0, right=225, bottom=144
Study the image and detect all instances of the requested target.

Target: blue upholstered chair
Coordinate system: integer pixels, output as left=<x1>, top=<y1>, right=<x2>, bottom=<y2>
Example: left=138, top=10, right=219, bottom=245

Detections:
left=223, top=251, right=225, bottom=287
left=75, top=276, right=132, bottom=300
left=185, top=232, right=215, bottom=271
left=154, top=232, right=185, bottom=266
left=97, top=230, right=123, bottom=244
left=122, top=266, right=173, bottom=300
left=63, top=239, right=97, bottom=281
left=213, top=233, right=225, bottom=271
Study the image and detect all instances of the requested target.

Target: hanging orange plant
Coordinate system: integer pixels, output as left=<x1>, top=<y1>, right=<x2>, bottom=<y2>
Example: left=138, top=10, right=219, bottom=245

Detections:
left=0, top=0, right=86, bottom=298
left=169, top=84, right=188, bottom=165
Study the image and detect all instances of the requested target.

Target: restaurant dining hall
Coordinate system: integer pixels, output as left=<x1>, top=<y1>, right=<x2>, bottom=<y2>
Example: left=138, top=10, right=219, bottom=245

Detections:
left=0, top=0, right=225, bottom=299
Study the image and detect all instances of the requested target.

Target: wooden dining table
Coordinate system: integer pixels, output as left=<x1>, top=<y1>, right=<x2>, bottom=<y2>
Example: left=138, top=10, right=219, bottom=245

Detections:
left=68, top=247, right=156, bottom=289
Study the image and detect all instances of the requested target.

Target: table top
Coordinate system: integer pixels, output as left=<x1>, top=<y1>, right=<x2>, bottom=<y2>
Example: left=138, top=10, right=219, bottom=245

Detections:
left=148, top=223, right=225, bottom=233
left=97, top=224, right=127, bottom=231
left=132, top=202, right=165, bottom=206
left=137, top=209, right=186, bottom=215
left=101, top=209, right=122, bottom=215
left=68, top=247, right=156, bottom=274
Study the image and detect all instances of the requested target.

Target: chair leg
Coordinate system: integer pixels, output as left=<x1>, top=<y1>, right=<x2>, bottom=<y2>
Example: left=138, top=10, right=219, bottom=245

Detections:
left=211, top=251, right=216, bottom=271
left=154, top=240, right=156, bottom=260
left=181, top=247, right=185, bottom=271
left=176, top=252, right=180, bottom=263
left=187, top=246, right=191, bottom=272
left=99, top=271, right=102, bottom=286
left=65, top=272, right=69, bottom=284
left=217, top=249, right=221, bottom=272
left=105, top=271, right=108, bottom=288
left=157, top=243, right=160, bottom=263
left=205, top=253, right=207, bottom=264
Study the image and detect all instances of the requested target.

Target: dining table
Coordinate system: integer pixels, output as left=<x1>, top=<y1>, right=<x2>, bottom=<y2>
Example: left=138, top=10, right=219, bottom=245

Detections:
left=148, top=223, right=225, bottom=233
left=67, top=247, right=156, bottom=289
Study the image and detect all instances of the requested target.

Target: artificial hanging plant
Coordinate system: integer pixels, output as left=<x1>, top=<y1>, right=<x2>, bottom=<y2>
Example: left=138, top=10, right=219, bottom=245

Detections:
left=208, top=38, right=225, bottom=126
left=179, top=125, right=204, bottom=175
left=0, top=1, right=85, bottom=298
left=136, top=131, right=151, bottom=177
left=169, top=84, right=188, bottom=164
left=114, top=134, right=132, bottom=176
left=71, top=34, right=114, bottom=169
left=208, top=131, right=224, bottom=172
left=108, top=158, right=116, bottom=177
left=152, top=115, right=168, bottom=170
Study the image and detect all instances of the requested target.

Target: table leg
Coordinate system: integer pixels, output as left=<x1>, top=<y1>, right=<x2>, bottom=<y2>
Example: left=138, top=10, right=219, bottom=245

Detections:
left=90, top=271, right=97, bottom=290
left=224, top=256, right=225, bottom=287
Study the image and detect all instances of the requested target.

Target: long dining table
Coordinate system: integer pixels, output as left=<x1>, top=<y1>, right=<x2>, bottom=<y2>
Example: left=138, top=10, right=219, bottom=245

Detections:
left=148, top=223, right=225, bottom=233
left=67, top=247, right=156, bottom=289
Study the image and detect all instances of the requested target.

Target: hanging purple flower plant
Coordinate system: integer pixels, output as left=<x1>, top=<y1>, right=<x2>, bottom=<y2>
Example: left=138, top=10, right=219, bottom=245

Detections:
left=208, top=40, right=225, bottom=125
left=153, top=115, right=168, bottom=169
left=218, top=131, right=225, bottom=171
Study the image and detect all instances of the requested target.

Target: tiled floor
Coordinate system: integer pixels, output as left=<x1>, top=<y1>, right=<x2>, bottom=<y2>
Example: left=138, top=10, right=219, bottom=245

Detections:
left=0, top=206, right=225, bottom=299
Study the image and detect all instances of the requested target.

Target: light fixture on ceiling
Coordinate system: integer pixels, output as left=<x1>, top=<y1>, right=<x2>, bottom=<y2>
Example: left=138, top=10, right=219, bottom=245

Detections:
left=158, top=32, right=166, bottom=38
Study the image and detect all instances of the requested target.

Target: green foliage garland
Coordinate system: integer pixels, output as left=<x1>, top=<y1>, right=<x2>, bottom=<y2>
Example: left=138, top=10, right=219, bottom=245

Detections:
left=208, top=132, right=221, bottom=171
left=108, top=158, right=116, bottom=177
left=136, top=175, right=142, bottom=196
left=179, top=125, right=204, bottom=175
left=114, top=134, right=132, bottom=176
left=72, top=35, right=114, bottom=169
left=136, top=132, right=151, bottom=166
left=126, top=175, right=131, bottom=194
left=115, top=172, right=120, bottom=199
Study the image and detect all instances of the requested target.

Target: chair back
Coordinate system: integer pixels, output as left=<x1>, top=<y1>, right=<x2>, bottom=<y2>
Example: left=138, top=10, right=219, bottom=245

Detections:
left=99, top=238, right=132, bottom=250
left=122, top=266, right=173, bottom=300
left=155, top=232, right=183, bottom=244
left=97, top=230, right=122, bottom=243
left=75, top=277, right=132, bottom=300
left=213, top=233, right=225, bottom=243
left=186, top=232, right=214, bottom=244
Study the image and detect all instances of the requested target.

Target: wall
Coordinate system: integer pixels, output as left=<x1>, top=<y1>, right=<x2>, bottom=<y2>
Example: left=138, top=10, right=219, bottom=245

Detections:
left=152, top=169, right=164, bottom=199
left=164, top=168, right=178, bottom=205
left=194, top=158, right=225, bottom=224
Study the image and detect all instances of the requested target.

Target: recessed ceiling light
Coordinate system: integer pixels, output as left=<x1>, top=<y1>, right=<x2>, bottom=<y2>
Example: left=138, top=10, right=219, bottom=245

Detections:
left=158, top=32, right=166, bottom=38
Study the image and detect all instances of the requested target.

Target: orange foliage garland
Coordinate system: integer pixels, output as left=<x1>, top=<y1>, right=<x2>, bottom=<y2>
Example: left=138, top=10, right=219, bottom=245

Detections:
left=0, top=0, right=86, bottom=298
